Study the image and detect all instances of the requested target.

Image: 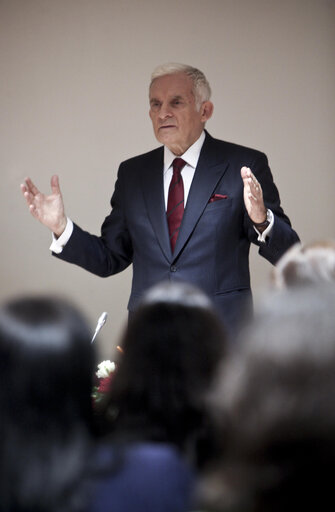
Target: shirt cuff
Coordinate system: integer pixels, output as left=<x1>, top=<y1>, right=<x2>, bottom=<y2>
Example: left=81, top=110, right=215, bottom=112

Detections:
left=49, top=218, right=74, bottom=254
left=253, top=209, right=274, bottom=243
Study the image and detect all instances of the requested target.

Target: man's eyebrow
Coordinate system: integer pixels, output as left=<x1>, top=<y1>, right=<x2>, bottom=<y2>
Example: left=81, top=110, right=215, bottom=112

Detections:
left=150, top=95, right=185, bottom=104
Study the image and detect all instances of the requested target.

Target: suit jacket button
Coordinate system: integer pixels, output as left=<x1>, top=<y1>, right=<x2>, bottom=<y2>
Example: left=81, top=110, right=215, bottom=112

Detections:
left=170, top=265, right=177, bottom=272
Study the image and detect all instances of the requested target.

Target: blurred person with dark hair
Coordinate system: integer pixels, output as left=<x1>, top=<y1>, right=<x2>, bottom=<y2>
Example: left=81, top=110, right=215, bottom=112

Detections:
left=272, top=239, right=335, bottom=289
left=88, top=281, right=227, bottom=512
left=0, top=295, right=96, bottom=512
left=196, top=285, right=335, bottom=512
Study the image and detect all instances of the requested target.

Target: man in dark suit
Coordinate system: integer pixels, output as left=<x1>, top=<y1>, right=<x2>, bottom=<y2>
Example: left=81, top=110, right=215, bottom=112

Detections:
left=21, top=63, right=299, bottom=336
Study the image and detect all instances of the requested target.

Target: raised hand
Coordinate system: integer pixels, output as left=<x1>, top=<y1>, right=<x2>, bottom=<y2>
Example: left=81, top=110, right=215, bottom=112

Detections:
left=240, top=166, right=267, bottom=225
left=21, top=175, right=67, bottom=237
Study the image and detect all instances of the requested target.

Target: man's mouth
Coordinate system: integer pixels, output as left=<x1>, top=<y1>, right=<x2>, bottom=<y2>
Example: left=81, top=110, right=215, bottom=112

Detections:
left=159, top=125, right=176, bottom=131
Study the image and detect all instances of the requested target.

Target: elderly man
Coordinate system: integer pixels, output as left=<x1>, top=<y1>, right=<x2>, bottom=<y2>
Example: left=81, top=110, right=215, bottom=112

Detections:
left=21, top=63, right=299, bottom=336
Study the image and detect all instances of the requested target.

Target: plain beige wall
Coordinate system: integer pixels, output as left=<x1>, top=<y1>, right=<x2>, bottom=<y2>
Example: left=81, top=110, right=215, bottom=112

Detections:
left=1, top=0, right=334, bottom=358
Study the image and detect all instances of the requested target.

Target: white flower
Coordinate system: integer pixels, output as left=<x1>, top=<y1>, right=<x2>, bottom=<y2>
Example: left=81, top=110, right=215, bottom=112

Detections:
left=96, top=359, right=116, bottom=378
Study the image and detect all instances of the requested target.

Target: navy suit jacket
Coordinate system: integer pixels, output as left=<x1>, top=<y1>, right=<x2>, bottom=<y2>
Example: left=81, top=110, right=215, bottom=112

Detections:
left=55, top=132, right=299, bottom=334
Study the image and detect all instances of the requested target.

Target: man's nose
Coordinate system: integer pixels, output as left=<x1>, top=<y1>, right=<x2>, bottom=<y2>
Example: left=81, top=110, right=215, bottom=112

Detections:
left=158, top=104, right=172, bottom=120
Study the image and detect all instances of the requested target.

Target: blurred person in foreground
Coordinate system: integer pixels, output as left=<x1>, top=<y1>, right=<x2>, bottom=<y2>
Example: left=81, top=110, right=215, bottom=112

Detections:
left=196, top=284, right=335, bottom=512
left=88, top=281, right=227, bottom=512
left=272, top=238, right=335, bottom=289
left=0, top=295, right=96, bottom=512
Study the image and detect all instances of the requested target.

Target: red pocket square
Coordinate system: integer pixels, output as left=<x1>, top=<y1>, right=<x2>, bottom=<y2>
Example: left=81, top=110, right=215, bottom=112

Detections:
left=209, top=193, right=228, bottom=203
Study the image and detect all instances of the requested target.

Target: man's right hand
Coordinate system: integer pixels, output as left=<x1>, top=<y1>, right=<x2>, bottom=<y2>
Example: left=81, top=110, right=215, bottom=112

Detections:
left=21, top=175, right=67, bottom=238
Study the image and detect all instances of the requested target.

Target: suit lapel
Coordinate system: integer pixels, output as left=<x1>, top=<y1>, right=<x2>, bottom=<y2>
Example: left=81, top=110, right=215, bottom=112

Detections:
left=173, top=133, right=230, bottom=258
left=141, top=134, right=231, bottom=262
left=141, top=147, right=172, bottom=261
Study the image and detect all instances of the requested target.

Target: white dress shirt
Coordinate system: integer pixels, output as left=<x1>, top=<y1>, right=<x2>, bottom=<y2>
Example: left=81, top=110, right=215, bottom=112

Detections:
left=163, top=131, right=206, bottom=208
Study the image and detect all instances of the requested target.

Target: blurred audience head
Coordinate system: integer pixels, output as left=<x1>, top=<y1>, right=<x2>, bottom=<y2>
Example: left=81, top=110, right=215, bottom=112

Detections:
left=0, top=294, right=96, bottom=512
left=198, top=284, right=335, bottom=512
left=103, top=281, right=227, bottom=466
left=272, top=239, right=335, bottom=289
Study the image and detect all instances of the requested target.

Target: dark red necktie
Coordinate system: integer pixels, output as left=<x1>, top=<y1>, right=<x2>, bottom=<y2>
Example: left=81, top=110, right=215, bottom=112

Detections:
left=167, top=158, right=186, bottom=253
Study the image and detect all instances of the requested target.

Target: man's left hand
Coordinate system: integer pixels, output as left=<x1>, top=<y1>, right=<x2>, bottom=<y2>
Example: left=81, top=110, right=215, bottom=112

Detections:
left=241, top=166, right=267, bottom=224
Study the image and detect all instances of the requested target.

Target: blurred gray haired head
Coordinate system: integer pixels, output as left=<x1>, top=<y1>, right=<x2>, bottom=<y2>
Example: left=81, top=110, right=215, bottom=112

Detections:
left=141, top=280, right=214, bottom=310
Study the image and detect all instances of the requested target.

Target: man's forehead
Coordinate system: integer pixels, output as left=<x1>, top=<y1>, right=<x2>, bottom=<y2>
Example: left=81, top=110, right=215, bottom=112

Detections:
left=149, top=73, right=193, bottom=98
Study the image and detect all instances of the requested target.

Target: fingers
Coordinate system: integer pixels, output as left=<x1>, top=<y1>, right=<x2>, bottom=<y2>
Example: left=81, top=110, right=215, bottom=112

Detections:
left=240, top=166, right=251, bottom=180
left=241, top=166, right=259, bottom=187
left=241, top=166, right=262, bottom=200
left=241, top=166, right=267, bottom=223
left=21, top=176, right=60, bottom=197
left=20, top=180, right=34, bottom=208
left=20, top=177, right=40, bottom=211
left=23, top=177, right=40, bottom=196
left=20, top=177, right=44, bottom=219
left=20, top=182, right=28, bottom=197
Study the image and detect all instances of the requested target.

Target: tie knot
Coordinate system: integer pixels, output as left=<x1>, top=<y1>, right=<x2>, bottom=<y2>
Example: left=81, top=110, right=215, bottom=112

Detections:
left=172, top=158, right=186, bottom=174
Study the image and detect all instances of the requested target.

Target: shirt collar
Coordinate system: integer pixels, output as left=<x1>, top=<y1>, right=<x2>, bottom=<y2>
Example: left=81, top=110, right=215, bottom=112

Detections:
left=164, top=131, right=206, bottom=172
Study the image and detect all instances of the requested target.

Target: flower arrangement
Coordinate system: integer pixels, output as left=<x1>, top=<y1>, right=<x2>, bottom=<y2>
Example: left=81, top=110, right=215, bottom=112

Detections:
left=92, top=359, right=116, bottom=406
left=92, top=346, right=123, bottom=410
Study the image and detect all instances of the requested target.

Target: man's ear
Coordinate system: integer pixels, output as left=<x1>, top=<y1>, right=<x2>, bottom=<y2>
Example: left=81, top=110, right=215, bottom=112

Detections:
left=201, top=101, right=214, bottom=122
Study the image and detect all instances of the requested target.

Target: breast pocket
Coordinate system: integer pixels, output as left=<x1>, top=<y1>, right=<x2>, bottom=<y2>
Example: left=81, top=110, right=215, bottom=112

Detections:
left=204, top=197, right=233, bottom=213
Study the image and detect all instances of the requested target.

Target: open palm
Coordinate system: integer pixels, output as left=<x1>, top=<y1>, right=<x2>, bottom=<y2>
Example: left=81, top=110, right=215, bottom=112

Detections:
left=21, top=175, right=67, bottom=237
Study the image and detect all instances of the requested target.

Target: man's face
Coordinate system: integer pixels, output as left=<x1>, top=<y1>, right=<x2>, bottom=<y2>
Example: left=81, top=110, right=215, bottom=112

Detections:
left=149, top=73, right=213, bottom=156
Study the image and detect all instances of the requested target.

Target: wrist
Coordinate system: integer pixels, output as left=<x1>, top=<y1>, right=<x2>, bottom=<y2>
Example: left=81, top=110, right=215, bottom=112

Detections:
left=253, top=218, right=268, bottom=228
left=53, top=218, right=67, bottom=239
left=252, top=210, right=270, bottom=232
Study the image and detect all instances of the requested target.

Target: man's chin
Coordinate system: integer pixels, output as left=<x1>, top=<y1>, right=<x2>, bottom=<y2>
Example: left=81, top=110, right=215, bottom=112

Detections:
left=156, top=132, right=176, bottom=146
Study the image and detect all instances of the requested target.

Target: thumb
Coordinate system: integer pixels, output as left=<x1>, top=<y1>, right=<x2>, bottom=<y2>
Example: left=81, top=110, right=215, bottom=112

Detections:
left=50, top=174, right=61, bottom=195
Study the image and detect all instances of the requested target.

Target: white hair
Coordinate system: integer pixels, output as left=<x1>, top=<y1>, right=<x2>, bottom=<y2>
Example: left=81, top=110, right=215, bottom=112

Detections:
left=150, top=62, right=212, bottom=109
left=141, top=281, right=214, bottom=310
left=273, top=240, right=335, bottom=289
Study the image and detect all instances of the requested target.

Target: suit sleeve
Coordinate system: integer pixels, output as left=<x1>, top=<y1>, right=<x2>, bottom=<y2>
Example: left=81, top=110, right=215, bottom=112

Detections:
left=53, top=164, right=133, bottom=277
